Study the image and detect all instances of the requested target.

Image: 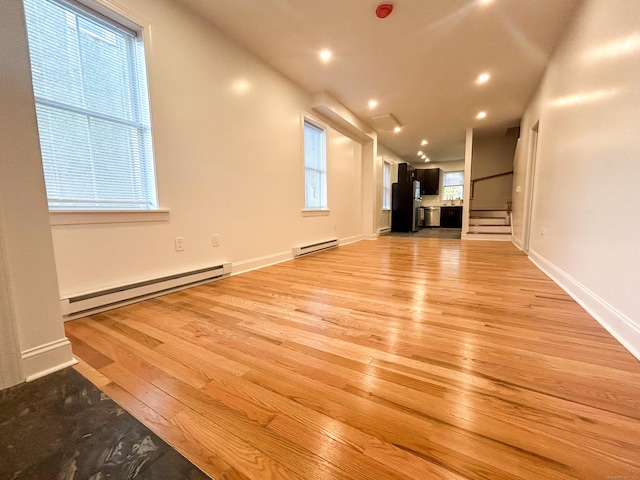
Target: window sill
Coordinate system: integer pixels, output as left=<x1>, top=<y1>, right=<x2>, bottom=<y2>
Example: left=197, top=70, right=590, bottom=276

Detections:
left=50, top=209, right=170, bottom=226
left=301, top=209, right=330, bottom=217
left=382, top=208, right=391, bottom=212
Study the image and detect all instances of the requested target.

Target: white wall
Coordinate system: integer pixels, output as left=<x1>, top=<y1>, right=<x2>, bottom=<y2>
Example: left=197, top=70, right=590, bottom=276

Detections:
left=49, top=0, right=366, bottom=297
left=470, top=129, right=518, bottom=210
left=512, top=0, right=640, bottom=358
left=0, top=0, right=74, bottom=385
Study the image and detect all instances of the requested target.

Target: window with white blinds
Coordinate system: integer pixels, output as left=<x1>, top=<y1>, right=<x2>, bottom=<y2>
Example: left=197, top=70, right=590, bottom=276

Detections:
left=303, top=119, right=327, bottom=209
left=442, top=170, right=464, bottom=200
left=23, top=0, right=158, bottom=210
left=382, top=161, right=391, bottom=210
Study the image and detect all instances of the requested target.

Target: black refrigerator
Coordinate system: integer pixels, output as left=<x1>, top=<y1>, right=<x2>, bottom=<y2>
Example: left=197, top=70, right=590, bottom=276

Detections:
left=391, top=180, right=420, bottom=232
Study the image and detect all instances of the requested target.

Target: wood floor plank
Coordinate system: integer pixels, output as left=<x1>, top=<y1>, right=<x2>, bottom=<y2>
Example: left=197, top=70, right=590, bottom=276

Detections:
left=64, top=237, right=640, bottom=479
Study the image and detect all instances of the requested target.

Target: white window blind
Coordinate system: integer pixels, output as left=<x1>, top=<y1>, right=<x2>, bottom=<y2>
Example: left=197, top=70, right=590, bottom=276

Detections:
left=304, top=120, right=327, bottom=209
left=443, top=171, right=465, bottom=186
left=23, top=0, right=158, bottom=210
left=442, top=170, right=464, bottom=200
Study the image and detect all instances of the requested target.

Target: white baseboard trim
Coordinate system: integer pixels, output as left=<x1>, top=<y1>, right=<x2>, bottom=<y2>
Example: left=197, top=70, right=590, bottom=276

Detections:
left=363, top=233, right=378, bottom=241
left=529, top=249, right=640, bottom=362
left=340, top=234, right=364, bottom=246
left=231, top=250, right=293, bottom=277
left=377, top=227, right=391, bottom=235
left=232, top=236, right=366, bottom=276
left=22, top=337, right=77, bottom=382
left=511, top=236, right=524, bottom=251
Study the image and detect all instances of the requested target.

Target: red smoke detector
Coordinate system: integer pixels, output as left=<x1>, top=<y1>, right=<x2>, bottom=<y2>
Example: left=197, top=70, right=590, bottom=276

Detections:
left=376, top=3, right=394, bottom=19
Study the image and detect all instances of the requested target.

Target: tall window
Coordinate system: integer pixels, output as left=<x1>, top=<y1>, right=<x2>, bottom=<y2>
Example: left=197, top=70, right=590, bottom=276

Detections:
left=382, top=161, right=391, bottom=209
left=23, top=0, right=157, bottom=210
left=303, top=119, right=327, bottom=209
left=442, top=170, right=464, bottom=200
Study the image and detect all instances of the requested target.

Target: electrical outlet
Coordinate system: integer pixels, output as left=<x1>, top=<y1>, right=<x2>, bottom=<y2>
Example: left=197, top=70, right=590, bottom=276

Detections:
left=175, top=237, right=184, bottom=251
left=212, top=234, right=220, bottom=247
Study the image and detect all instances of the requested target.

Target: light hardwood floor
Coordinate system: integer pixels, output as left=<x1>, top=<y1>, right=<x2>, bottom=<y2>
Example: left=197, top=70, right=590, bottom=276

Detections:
left=65, top=237, right=640, bottom=479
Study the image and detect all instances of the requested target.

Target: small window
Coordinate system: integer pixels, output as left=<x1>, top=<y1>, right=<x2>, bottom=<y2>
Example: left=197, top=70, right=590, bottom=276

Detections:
left=443, top=170, right=464, bottom=200
left=382, top=161, right=391, bottom=210
left=303, top=119, right=327, bottom=209
left=23, top=0, right=158, bottom=210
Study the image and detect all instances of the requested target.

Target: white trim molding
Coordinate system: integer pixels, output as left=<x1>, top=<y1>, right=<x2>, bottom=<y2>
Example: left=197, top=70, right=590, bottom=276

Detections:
left=529, top=249, right=640, bottom=362
left=50, top=209, right=170, bottom=226
left=301, top=209, right=330, bottom=217
left=340, top=235, right=364, bottom=246
left=231, top=250, right=293, bottom=277
left=22, top=338, right=77, bottom=382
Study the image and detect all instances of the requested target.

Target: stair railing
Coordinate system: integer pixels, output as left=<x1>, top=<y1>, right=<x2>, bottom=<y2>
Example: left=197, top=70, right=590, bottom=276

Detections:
left=470, top=171, right=513, bottom=199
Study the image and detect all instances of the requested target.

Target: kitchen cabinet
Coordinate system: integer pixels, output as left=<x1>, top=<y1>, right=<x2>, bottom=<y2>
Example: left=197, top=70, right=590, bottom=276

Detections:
left=417, top=168, right=440, bottom=196
left=397, top=163, right=415, bottom=182
left=440, top=206, right=462, bottom=228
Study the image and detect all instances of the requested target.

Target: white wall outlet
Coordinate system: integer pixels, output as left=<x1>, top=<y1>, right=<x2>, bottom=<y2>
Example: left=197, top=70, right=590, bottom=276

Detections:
left=212, top=234, right=220, bottom=247
left=175, top=237, right=184, bottom=251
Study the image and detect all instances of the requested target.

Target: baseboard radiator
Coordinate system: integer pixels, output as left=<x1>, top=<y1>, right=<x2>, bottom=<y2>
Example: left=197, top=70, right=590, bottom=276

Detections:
left=61, top=263, right=231, bottom=319
left=292, top=238, right=339, bottom=258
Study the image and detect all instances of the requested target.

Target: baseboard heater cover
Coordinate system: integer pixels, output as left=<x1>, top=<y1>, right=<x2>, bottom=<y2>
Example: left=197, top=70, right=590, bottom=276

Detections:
left=292, top=238, right=339, bottom=258
left=62, top=263, right=231, bottom=317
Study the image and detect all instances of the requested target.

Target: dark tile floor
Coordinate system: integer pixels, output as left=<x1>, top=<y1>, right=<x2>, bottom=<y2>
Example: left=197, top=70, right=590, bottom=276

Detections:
left=0, top=368, right=209, bottom=480
left=382, top=227, right=462, bottom=239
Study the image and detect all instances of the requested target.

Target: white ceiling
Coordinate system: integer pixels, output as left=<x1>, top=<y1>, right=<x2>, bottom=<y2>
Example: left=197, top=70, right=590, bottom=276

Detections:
left=176, top=0, right=582, bottom=164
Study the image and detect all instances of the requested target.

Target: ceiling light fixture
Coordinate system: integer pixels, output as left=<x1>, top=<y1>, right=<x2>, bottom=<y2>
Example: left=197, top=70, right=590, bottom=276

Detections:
left=476, top=111, right=487, bottom=119
left=421, top=155, right=427, bottom=159
left=417, top=151, right=423, bottom=156
left=368, top=100, right=378, bottom=109
left=421, top=139, right=428, bottom=146
left=424, top=157, right=430, bottom=162
left=394, top=126, right=402, bottom=133
left=476, top=72, right=490, bottom=84
left=319, top=49, right=332, bottom=62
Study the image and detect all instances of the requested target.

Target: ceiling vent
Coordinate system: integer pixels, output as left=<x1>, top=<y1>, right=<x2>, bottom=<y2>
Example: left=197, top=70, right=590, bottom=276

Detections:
left=370, top=113, right=402, bottom=131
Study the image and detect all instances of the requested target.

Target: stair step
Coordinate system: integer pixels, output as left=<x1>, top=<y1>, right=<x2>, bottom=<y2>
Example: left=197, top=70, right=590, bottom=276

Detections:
left=469, top=217, right=508, bottom=226
left=470, top=210, right=507, bottom=218
left=466, top=232, right=512, bottom=241
left=469, top=225, right=511, bottom=234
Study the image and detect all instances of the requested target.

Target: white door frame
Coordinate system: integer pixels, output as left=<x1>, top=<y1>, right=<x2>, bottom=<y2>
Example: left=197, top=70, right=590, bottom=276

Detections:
left=522, top=121, right=540, bottom=253
left=0, top=215, right=24, bottom=389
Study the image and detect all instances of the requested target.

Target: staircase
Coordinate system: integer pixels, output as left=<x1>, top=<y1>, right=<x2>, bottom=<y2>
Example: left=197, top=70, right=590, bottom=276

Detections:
left=467, top=209, right=512, bottom=241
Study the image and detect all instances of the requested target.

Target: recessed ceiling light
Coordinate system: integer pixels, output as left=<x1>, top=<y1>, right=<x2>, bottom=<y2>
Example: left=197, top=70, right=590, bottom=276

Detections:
left=476, top=72, right=490, bottom=84
left=368, top=100, right=378, bottom=109
left=417, top=151, right=423, bottom=156
left=319, top=49, right=332, bottom=62
left=424, top=157, right=431, bottom=162
left=421, top=139, right=428, bottom=146
left=394, top=126, right=402, bottom=133
left=421, top=155, right=427, bottom=159
left=476, top=111, right=487, bottom=119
